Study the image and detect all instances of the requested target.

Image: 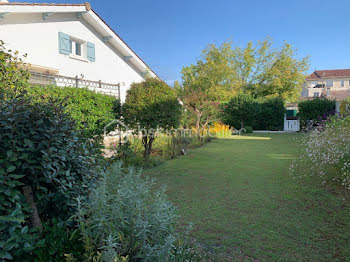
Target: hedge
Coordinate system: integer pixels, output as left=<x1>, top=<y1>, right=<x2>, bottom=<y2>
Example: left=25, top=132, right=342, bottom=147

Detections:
left=298, top=98, right=336, bottom=121
left=27, top=86, right=121, bottom=138
left=221, top=94, right=285, bottom=131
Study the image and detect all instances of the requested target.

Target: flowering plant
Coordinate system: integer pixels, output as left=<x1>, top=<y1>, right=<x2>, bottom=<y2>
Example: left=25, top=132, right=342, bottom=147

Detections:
left=291, top=116, right=350, bottom=190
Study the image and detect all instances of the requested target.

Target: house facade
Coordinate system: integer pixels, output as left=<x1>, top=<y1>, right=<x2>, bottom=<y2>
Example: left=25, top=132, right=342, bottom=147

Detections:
left=302, top=69, right=350, bottom=100
left=0, top=1, right=157, bottom=102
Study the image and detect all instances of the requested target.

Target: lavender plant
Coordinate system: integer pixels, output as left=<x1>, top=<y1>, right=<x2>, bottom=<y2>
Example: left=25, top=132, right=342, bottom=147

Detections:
left=76, top=162, right=178, bottom=262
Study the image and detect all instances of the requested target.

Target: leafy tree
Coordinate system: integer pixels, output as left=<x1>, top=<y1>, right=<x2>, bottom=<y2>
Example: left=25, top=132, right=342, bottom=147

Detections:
left=122, top=78, right=182, bottom=160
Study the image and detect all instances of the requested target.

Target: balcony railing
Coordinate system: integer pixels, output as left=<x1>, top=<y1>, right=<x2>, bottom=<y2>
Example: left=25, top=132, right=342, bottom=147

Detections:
left=29, top=71, right=121, bottom=98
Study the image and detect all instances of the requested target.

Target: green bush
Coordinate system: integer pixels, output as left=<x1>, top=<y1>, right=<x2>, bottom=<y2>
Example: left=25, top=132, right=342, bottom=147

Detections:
left=0, top=40, right=30, bottom=99
left=33, top=219, right=84, bottom=262
left=28, top=86, right=121, bottom=138
left=254, top=97, right=285, bottom=130
left=0, top=95, right=100, bottom=260
left=221, top=95, right=285, bottom=130
left=298, top=98, right=336, bottom=121
left=75, top=162, right=177, bottom=261
left=245, top=126, right=253, bottom=133
left=122, top=78, right=182, bottom=160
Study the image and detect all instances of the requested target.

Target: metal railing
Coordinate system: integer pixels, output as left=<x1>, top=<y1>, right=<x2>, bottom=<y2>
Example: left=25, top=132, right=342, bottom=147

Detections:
left=29, top=71, right=121, bottom=98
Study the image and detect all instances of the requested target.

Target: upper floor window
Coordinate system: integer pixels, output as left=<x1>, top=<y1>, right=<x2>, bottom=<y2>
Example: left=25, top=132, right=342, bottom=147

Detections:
left=341, top=80, right=345, bottom=87
left=326, top=80, right=333, bottom=87
left=58, top=32, right=95, bottom=62
left=311, top=81, right=318, bottom=87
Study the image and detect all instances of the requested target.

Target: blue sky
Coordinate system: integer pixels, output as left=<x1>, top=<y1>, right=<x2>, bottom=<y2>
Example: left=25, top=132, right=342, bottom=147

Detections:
left=20, top=0, right=350, bottom=84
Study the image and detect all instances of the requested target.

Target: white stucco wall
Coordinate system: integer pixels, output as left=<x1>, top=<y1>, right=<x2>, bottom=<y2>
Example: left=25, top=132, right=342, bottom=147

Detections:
left=0, top=12, right=145, bottom=101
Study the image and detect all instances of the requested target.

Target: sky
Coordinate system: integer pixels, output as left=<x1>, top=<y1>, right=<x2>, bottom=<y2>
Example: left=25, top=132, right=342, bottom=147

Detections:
left=18, top=0, right=350, bottom=84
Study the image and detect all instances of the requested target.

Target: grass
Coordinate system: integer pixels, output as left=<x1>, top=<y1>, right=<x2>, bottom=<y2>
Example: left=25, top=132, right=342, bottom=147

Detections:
left=143, top=134, right=350, bottom=261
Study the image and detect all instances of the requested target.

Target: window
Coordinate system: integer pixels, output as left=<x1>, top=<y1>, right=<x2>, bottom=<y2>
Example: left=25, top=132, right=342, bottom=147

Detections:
left=74, top=42, right=82, bottom=56
left=341, top=80, right=345, bottom=87
left=311, top=81, right=318, bottom=87
left=314, top=92, right=319, bottom=98
left=326, top=80, right=333, bottom=87
left=71, top=38, right=84, bottom=58
left=58, top=32, right=95, bottom=62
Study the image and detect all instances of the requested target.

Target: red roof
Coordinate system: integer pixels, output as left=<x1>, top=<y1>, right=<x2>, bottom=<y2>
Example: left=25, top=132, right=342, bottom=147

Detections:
left=0, top=2, right=89, bottom=8
left=325, top=90, right=350, bottom=101
left=307, top=69, right=350, bottom=80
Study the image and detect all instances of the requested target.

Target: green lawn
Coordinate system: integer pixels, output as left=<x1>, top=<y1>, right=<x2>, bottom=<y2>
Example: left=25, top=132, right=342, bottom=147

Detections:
left=143, top=134, right=350, bottom=261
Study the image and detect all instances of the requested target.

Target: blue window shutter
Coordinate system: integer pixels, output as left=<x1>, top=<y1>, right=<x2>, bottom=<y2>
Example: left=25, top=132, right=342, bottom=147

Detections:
left=58, top=32, right=71, bottom=55
left=87, top=42, right=95, bottom=62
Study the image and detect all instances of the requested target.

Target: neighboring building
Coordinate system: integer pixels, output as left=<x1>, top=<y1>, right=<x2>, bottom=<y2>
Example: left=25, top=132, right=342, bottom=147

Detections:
left=0, top=1, right=158, bottom=101
left=302, top=69, right=350, bottom=101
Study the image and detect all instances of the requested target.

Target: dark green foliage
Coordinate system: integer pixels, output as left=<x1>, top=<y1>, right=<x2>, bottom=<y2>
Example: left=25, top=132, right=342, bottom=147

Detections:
left=33, top=220, right=84, bottom=262
left=123, top=78, right=181, bottom=130
left=245, top=126, right=253, bottom=134
left=221, top=94, right=285, bottom=130
left=298, top=98, right=336, bottom=121
left=122, top=78, right=182, bottom=159
left=28, top=86, right=121, bottom=138
left=254, top=97, right=285, bottom=130
left=0, top=95, right=100, bottom=260
left=221, top=93, right=256, bottom=129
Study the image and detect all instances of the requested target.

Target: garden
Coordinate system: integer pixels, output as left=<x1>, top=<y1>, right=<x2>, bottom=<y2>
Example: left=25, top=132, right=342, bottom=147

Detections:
left=2, top=38, right=350, bottom=262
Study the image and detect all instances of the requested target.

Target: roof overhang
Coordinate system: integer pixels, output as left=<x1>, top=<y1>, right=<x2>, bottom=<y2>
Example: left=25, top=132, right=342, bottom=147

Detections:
left=0, top=2, right=158, bottom=78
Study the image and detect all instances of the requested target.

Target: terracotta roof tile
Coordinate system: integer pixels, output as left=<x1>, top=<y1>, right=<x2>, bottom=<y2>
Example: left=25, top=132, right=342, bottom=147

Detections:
left=307, top=69, right=350, bottom=80
left=0, top=2, right=87, bottom=6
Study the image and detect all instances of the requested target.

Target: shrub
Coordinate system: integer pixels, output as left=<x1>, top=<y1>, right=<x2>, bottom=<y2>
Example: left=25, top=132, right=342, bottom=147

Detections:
left=122, top=78, right=182, bottom=160
left=33, top=219, right=85, bottom=262
left=0, top=95, right=100, bottom=260
left=254, top=97, right=285, bottom=130
left=245, top=126, right=253, bottom=133
left=221, top=93, right=256, bottom=129
left=28, top=86, right=121, bottom=138
left=75, top=162, right=178, bottom=261
left=298, top=98, right=336, bottom=122
left=0, top=40, right=30, bottom=99
left=291, top=116, right=350, bottom=190
left=221, top=95, right=285, bottom=130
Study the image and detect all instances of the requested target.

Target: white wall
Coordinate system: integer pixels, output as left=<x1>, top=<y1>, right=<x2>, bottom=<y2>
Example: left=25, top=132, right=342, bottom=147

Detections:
left=0, top=12, right=145, bottom=101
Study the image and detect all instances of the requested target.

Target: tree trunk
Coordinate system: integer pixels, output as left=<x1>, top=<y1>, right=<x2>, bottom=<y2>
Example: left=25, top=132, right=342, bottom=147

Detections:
left=142, top=134, right=155, bottom=161
left=196, top=111, right=201, bottom=141
left=22, top=185, right=42, bottom=231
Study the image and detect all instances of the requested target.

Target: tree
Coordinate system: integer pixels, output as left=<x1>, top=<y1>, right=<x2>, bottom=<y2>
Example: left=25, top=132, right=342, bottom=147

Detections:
left=122, top=78, right=181, bottom=160
left=221, top=93, right=256, bottom=129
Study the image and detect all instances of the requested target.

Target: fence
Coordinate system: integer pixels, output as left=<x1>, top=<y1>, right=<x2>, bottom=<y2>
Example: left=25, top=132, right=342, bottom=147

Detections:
left=29, top=71, right=121, bottom=98
left=284, top=115, right=300, bottom=132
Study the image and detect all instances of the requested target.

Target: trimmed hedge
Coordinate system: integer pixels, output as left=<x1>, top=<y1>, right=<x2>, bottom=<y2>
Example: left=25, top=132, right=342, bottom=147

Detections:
left=298, top=98, right=336, bottom=121
left=221, top=94, right=285, bottom=131
left=27, top=86, right=121, bottom=138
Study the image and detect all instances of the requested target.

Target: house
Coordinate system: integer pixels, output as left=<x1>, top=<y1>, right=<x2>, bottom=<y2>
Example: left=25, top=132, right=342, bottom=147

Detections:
left=0, top=1, right=158, bottom=102
left=302, top=69, right=350, bottom=99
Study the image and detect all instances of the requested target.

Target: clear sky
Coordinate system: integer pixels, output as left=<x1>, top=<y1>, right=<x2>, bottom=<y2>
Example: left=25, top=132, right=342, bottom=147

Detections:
left=18, top=0, right=350, bottom=84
